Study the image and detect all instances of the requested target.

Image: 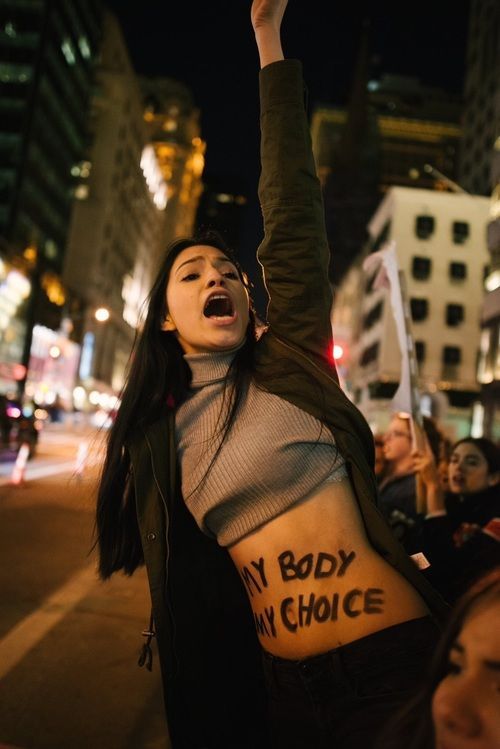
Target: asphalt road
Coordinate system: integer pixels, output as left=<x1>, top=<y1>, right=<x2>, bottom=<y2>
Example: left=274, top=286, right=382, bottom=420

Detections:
left=0, top=425, right=170, bottom=749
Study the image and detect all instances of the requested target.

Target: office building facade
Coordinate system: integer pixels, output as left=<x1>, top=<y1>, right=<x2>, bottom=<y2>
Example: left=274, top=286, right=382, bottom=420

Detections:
left=0, top=0, right=101, bottom=393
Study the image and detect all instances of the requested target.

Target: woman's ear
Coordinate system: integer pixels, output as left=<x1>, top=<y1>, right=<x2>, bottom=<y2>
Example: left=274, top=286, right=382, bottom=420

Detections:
left=488, top=472, right=500, bottom=487
left=161, top=314, right=176, bottom=332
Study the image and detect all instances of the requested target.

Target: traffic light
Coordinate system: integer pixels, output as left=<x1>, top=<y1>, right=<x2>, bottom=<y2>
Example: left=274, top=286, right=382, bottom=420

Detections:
left=332, top=343, right=345, bottom=362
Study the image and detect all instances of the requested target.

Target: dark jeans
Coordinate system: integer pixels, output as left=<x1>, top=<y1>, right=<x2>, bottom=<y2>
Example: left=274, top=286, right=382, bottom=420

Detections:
left=261, top=616, right=440, bottom=749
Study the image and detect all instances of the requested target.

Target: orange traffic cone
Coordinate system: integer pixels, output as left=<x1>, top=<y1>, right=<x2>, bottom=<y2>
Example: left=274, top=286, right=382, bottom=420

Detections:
left=10, top=442, right=30, bottom=485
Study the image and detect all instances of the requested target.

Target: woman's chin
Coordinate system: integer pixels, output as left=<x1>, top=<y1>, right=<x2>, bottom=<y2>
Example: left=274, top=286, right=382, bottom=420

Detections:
left=208, top=331, right=246, bottom=351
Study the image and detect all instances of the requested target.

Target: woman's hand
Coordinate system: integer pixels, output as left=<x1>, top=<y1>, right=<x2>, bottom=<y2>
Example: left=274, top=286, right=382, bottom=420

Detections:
left=251, top=0, right=288, bottom=33
left=251, top=0, right=288, bottom=68
left=412, top=445, right=439, bottom=488
left=412, top=437, right=446, bottom=513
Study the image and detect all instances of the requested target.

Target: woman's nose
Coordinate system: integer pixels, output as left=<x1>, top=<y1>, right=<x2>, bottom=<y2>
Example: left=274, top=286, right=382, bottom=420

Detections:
left=206, top=270, right=225, bottom=287
left=435, top=685, right=481, bottom=739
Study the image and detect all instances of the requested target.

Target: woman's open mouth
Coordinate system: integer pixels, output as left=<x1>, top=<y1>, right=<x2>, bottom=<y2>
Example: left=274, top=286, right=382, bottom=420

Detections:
left=203, top=293, right=236, bottom=323
left=450, top=474, right=465, bottom=490
left=203, top=293, right=237, bottom=325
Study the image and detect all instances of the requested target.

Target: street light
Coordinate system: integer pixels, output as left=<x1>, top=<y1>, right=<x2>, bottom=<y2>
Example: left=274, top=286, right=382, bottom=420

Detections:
left=94, top=307, right=110, bottom=322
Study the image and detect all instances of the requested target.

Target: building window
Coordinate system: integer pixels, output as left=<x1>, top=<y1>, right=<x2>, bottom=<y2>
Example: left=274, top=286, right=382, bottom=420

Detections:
left=359, top=341, right=380, bottom=367
left=449, top=261, right=467, bottom=280
left=415, top=215, right=435, bottom=240
left=415, top=341, right=426, bottom=363
left=412, top=256, right=432, bottom=280
left=452, top=221, right=469, bottom=244
left=410, top=298, right=429, bottom=322
left=446, top=303, right=464, bottom=326
left=362, top=300, right=384, bottom=330
left=365, top=273, right=376, bottom=294
left=443, top=346, right=461, bottom=365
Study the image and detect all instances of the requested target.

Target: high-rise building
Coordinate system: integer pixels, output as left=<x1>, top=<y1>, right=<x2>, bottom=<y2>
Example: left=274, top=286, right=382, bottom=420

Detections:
left=312, top=76, right=462, bottom=194
left=141, top=76, right=205, bottom=245
left=333, top=187, right=490, bottom=439
left=459, top=0, right=500, bottom=439
left=61, top=11, right=168, bottom=405
left=0, top=0, right=102, bottom=394
left=195, top=174, right=248, bottom=247
left=312, top=51, right=463, bottom=288
left=458, top=0, right=500, bottom=196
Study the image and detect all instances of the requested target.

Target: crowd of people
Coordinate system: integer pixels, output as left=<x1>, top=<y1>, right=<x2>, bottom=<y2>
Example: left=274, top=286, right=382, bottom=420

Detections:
left=376, top=412, right=500, bottom=604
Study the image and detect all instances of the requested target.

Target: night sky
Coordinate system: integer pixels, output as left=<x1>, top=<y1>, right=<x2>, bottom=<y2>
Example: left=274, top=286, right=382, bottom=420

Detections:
left=105, top=0, right=471, bottom=312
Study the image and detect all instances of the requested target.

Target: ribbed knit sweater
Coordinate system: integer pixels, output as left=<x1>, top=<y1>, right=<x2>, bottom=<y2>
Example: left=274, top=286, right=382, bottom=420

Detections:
left=175, top=348, right=347, bottom=547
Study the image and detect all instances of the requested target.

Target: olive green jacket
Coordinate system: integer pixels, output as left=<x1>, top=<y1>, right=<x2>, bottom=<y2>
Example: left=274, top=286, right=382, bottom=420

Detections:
left=128, top=60, right=447, bottom=749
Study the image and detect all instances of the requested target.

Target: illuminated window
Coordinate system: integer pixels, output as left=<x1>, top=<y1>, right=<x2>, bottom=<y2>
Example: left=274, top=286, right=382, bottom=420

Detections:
left=477, top=328, right=491, bottom=383
left=74, top=184, right=89, bottom=200
left=0, top=63, right=32, bottom=83
left=44, top=240, right=58, bottom=260
left=61, top=39, right=75, bottom=65
left=495, top=323, right=500, bottom=380
left=78, top=36, right=91, bottom=59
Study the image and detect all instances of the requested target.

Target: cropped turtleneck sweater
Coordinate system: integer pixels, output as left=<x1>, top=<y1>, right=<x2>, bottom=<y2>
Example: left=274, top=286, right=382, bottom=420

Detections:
left=175, top=348, right=347, bottom=547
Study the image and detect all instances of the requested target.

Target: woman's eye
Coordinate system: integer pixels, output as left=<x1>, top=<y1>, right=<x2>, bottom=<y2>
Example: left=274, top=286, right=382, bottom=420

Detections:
left=446, top=661, right=462, bottom=676
left=223, top=271, right=238, bottom=279
left=182, top=273, right=199, bottom=281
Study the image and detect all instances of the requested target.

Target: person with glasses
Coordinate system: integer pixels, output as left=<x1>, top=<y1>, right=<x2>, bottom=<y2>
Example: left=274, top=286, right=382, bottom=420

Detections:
left=379, top=413, right=444, bottom=553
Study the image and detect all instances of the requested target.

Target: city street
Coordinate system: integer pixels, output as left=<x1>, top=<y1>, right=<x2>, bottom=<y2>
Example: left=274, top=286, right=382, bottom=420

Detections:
left=0, top=423, right=170, bottom=749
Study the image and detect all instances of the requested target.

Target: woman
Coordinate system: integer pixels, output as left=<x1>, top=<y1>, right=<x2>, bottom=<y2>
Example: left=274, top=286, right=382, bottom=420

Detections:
left=378, top=413, right=444, bottom=553
left=415, top=437, right=500, bottom=604
left=96, top=2, right=447, bottom=747
left=376, top=567, right=500, bottom=749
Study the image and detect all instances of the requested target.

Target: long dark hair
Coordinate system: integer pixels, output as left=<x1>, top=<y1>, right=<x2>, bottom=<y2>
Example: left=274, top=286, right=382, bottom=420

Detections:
left=377, top=568, right=500, bottom=749
left=451, top=436, right=500, bottom=476
left=95, top=230, right=257, bottom=579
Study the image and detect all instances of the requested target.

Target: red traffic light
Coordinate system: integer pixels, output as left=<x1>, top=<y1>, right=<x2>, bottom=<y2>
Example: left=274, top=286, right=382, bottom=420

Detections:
left=332, top=343, right=345, bottom=361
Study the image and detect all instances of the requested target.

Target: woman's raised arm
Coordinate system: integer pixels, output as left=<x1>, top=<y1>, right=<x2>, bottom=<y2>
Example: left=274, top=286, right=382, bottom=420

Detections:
left=251, top=0, right=287, bottom=68
left=252, top=0, right=334, bottom=363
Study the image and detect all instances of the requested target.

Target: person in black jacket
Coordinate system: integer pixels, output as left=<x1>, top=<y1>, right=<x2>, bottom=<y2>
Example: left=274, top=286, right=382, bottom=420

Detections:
left=414, top=436, right=500, bottom=603
left=95, top=2, right=447, bottom=747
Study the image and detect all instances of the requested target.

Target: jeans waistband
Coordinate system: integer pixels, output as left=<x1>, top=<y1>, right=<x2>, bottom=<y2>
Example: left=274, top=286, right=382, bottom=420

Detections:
left=261, top=615, right=439, bottom=674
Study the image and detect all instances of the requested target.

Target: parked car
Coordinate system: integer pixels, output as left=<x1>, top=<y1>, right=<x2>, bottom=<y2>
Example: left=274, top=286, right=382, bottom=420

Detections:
left=0, top=395, right=41, bottom=459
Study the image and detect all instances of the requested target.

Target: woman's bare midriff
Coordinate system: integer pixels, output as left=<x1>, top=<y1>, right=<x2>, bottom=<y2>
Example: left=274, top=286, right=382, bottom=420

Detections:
left=228, top=477, right=429, bottom=659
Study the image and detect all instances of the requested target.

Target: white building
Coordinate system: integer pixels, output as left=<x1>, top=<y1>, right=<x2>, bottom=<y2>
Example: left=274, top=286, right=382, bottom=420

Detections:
left=333, top=186, right=490, bottom=439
